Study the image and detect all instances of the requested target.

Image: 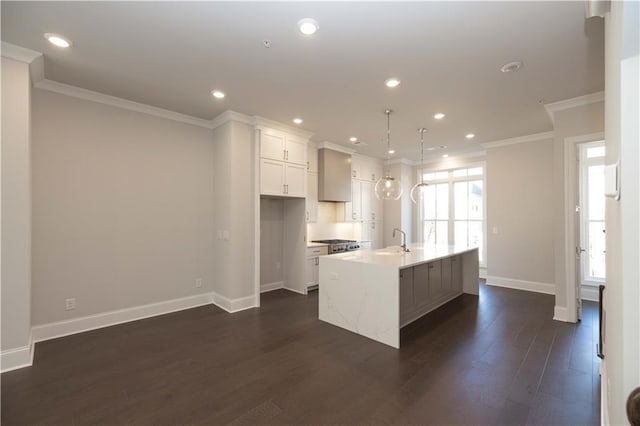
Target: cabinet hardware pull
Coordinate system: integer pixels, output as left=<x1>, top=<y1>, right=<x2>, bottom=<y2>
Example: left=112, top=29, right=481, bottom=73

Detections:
left=307, top=161, right=309, bottom=170
left=429, top=265, right=435, bottom=269
left=315, top=257, right=319, bottom=266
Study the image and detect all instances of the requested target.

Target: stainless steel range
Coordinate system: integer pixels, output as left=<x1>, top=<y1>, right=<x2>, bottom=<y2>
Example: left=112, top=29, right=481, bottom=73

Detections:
left=312, top=239, right=360, bottom=254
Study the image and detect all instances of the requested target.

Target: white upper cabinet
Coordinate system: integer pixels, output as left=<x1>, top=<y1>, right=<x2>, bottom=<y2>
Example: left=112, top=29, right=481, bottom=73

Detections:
left=258, top=126, right=309, bottom=198
left=306, top=172, right=318, bottom=222
left=260, top=129, right=307, bottom=166
left=286, top=135, right=307, bottom=166
left=307, top=145, right=318, bottom=173
left=260, top=130, right=287, bottom=161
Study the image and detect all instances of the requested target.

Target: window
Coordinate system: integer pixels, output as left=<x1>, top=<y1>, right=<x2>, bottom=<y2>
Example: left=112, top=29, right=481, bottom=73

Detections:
left=418, top=164, right=486, bottom=265
left=580, top=142, right=606, bottom=283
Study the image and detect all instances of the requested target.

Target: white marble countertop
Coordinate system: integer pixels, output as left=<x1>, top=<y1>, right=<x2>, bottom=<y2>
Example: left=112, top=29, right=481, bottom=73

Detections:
left=325, top=244, right=478, bottom=269
left=307, top=242, right=329, bottom=248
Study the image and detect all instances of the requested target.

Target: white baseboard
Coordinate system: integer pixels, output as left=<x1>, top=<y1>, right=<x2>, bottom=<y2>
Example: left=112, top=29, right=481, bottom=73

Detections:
left=486, top=275, right=555, bottom=295
left=1, top=332, right=34, bottom=373
left=260, top=281, right=284, bottom=293
left=31, top=292, right=215, bottom=344
left=212, top=292, right=256, bottom=313
left=479, top=267, right=488, bottom=279
left=283, top=286, right=307, bottom=295
left=553, top=305, right=573, bottom=322
left=581, top=285, right=600, bottom=302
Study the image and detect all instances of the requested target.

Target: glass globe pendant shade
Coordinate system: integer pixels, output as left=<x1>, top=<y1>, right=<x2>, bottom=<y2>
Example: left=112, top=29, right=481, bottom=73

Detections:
left=410, top=181, right=429, bottom=204
left=375, top=175, right=403, bottom=200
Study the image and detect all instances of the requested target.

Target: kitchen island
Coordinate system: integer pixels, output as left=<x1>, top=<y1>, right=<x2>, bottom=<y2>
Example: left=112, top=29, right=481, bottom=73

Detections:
left=318, top=244, right=479, bottom=348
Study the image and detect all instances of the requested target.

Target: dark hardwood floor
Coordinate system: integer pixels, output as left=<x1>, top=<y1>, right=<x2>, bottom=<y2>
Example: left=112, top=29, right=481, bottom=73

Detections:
left=2, top=281, right=600, bottom=425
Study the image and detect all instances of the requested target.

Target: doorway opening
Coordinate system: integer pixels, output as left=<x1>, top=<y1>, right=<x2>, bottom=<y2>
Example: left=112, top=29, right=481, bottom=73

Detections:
left=577, top=141, right=606, bottom=308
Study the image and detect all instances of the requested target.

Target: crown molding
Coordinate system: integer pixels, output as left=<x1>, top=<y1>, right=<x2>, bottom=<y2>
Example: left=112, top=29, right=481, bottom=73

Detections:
left=1, top=42, right=42, bottom=63
left=417, top=150, right=486, bottom=165
left=544, top=91, right=605, bottom=124
left=253, top=116, right=315, bottom=140
left=388, top=158, right=417, bottom=166
left=316, top=141, right=355, bottom=155
left=480, top=131, right=554, bottom=149
left=34, top=79, right=214, bottom=129
left=210, top=110, right=253, bottom=129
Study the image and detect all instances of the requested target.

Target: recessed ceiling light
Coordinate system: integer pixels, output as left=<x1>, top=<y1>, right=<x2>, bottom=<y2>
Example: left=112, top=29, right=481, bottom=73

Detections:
left=426, top=147, right=436, bottom=151
left=298, top=18, right=319, bottom=36
left=384, top=78, right=401, bottom=88
left=501, top=61, right=523, bottom=73
left=388, top=149, right=396, bottom=154
left=465, top=133, right=475, bottom=139
left=211, top=90, right=225, bottom=99
left=293, top=118, right=303, bottom=124
left=44, top=33, right=71, bottom=48
left=349, top=137, right=358, bottom=142
left=433, top=113, right=445, bottom=120
left=442, top=154, right=449, bottom=158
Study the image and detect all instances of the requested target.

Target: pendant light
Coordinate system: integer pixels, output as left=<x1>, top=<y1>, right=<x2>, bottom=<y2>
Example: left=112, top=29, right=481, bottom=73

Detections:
left=374, top=109, right=403, bottom=200
left=410, top=127, right=429, bottom=204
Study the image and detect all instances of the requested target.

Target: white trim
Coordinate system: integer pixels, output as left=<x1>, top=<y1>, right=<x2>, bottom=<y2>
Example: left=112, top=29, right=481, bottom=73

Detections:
left=581, top=285, right=600, bottom=302
left=34, top=79, right=215, bottom=129
left=486, top=276, right=555, bottom=295
left=315, top=141, right=356, bottom=155
left=479, top=267, right=487, bottom=279
left=212, top=292, right=256, bottom=313
left=480, top=131, right=554, bottom=149
left=260, top=281, right=284, bottom=293
left=544, top=92, right=605, bottom=124
left=1, top=42, right=42, bottom=63
left=0, top=332, right=34, bottom=373
left=31, top=292, right=215, bottom=343
left=283, top=286, right=307, bottom=295
left=563, top=132, right=606, bottom=324
left=254, top=128, right=262, bottom=308
left=388, top=158, right=417, bottom=166
left=210, top=110, right=253, bottom=129
left=253, top=116, right=314, bottom=140
left=553, top=305, right=571, bottom=322
left=601, top=361, right=609, bottom=426
left=424, top=150, right=486, bottom=164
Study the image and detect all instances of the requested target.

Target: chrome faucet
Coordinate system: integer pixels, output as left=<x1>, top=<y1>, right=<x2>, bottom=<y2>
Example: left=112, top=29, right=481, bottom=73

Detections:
left=393, top=228, right=410, bottom=253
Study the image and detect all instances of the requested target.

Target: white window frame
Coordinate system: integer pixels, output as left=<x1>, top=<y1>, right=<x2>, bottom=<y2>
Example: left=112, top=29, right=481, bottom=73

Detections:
left=578, top=140, right=606, bottom=286
left=416, top=162, right=487, bottom=267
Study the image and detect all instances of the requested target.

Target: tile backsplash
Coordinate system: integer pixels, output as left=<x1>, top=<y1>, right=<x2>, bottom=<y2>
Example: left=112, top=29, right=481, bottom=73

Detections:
left=307, top=202, right=361, bottom=241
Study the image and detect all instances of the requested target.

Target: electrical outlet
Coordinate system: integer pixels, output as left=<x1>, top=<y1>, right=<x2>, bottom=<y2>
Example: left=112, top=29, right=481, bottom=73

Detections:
left=276, top=262, right=281, bottom=269
left=195, top=278, right=203, bottom=288
left=65, top=298, right=76, bottom=311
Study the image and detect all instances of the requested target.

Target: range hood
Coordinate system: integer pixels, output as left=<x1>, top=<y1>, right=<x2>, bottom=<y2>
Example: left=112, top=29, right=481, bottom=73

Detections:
left=318, top=148, right=351, bottom=202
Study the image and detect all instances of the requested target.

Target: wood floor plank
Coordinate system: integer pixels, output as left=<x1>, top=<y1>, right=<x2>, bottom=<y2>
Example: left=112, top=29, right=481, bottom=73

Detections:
left=1, top=282, right=600, bottom=425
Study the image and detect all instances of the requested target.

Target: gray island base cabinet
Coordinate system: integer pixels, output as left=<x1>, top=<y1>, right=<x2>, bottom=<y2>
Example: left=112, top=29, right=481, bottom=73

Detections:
left=319, top=245, right=479, bottom=348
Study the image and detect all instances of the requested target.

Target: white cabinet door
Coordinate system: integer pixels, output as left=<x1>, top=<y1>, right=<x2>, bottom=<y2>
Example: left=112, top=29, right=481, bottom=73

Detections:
left=307, top=146, right=318, bottom=173
left=305, top=257, right=316, bottom=288
left=351, top=156, right=363, bottom=179
left=260, top=159, right=285, bottom=195
left=351, top=180, right=362, bottom=221
left=260, top=130, right=286, bottom=161
left=285, top=163, right=307, bottom=197
left=361, top=181, right=372, bottom=221
left=286, top=135, right=307, bottom=166
left=306, top=172, right=318, bottom=222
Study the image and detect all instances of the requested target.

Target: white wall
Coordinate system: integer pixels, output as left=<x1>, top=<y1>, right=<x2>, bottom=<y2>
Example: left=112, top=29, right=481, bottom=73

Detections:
left=31, top=89, right=215, bottom=325
left=211, top=120, right=256, bottom=302
left=552, top=102, right=605, bottom=309
left=486, top=140, right=555, bottom=288
left=603, top=1, right=640, bottom=424
left=260, top=198, right=284, bottom=288
left=1, top=57, right=33, bottom=361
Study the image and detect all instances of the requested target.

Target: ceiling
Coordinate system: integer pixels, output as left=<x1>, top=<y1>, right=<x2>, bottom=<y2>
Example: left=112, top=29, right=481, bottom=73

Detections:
left=1, top=1, right=604, bottom=161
